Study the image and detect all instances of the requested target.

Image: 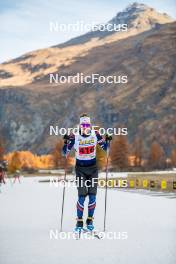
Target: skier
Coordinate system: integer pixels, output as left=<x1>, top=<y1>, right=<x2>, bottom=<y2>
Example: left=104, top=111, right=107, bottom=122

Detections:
left=0, top=161, right=7, bottom=185
left=62, top=113, right=112, bottom=232
left=13, top=170, right=21, bottom=184
left=0, top=168, right=6, bottom=184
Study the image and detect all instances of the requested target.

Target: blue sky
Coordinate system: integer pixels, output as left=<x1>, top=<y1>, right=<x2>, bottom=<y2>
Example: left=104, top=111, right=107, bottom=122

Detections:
left=0, top=0, right=176, bottom=62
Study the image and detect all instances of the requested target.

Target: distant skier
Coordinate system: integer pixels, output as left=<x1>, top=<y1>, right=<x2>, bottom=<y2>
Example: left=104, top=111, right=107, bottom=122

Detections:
left=13, top=170, right=21, bottom=184
left=62, top=113, right=112, bottom=232
left=0, top=161, right=7, bottom=185
left=0, top=168, right=6, bottom=184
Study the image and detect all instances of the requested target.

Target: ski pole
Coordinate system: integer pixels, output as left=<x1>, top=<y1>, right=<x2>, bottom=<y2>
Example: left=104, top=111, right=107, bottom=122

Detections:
left=103, top=141, right=110, bottom=232
left=60, top=144, right=68, bottom=232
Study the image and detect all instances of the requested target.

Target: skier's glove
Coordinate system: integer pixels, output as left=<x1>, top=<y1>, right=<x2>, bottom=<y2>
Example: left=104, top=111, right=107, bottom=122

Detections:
left=63, top=134, right=70, bottom=144
left=105, top=134, right=112, bottom=142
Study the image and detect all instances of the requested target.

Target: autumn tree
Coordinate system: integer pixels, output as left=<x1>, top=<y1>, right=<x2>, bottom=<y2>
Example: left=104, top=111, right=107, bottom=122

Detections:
left=52, top=140, right=66, bottom=169
left=148, top=142, right=166, bottom=170
left=110, top=135, right=129, bottom=171
left=8, top=151, right=22, bottom=173
left=19, top=151, right=37, bottom=170
left=171, top=149, right=176, bottom=167
left=38, top=154, right=54, bottom=169
left=131, top=137, right=144, bottom=167
left=5, top=151, right=55, bottom=171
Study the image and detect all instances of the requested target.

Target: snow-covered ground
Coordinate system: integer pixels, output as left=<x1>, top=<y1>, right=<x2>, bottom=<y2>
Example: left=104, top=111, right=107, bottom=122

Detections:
left=0, top=177, right=176, bottom=264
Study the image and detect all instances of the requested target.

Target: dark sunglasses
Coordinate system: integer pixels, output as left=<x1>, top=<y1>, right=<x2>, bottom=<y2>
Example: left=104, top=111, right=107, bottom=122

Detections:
left=80, top=123, right=91, bottom=128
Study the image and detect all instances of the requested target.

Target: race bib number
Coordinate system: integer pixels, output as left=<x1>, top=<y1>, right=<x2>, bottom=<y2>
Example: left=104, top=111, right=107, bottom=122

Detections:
left=79, top=146, right=95, bottom=155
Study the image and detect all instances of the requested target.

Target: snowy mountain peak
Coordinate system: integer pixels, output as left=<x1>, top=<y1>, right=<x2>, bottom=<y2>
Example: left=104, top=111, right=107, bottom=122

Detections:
left=125, top=2, right=152, bottom=12
left=108, top=2, right=173, bottom=30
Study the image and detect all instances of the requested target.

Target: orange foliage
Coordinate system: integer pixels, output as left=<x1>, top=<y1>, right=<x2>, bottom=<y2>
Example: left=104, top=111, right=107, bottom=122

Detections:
left=5, top=151, right=55, bottom=171
left=148, top=142, right=166, bottom=169
left=110, top=135, right=129, bottom=170
left=171, top=149, right=176, bottom=167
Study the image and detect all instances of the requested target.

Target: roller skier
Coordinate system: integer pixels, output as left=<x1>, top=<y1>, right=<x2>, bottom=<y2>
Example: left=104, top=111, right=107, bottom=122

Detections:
left=62, top=113, right=112, bottom=233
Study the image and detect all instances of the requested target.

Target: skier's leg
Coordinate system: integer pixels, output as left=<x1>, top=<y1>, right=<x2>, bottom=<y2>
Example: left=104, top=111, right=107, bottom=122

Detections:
left=75, top=195, right=86, bottom=231
left=88, top=194, right=96, bottom=217
left=85, top=194, right=96, bottom=230
left=87, top=165, right=98, bottom=194
left=77, top=195, right=86, bottom=219
left=86, top=165, right=98, bottom=230
left=3, top=176, right=6, bottom=184
left=75, top=166, right=88, bottom=231
left=2, top=172, right=6, bottom=184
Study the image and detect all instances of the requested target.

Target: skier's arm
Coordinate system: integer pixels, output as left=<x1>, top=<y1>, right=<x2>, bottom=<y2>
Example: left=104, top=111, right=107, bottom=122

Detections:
left=95, top=131, right=108, bottom=151
left=62, top=133, right=75, bottom=157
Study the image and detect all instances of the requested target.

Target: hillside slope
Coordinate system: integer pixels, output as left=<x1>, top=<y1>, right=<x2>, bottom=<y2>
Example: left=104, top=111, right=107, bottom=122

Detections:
left=0, top=3, right=173, bottom=86
left=0, top=3, right=175, bottom=154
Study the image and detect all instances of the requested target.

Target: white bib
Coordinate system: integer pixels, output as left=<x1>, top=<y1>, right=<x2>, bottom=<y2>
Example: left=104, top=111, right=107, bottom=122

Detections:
left=74, top=130, right=97, bottom=160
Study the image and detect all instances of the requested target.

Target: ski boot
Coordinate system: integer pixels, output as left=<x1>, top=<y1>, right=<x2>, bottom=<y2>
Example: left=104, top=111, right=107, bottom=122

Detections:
left=86, top=217, right=94, bottom=231
left=74, top=218, right=83, bottom=232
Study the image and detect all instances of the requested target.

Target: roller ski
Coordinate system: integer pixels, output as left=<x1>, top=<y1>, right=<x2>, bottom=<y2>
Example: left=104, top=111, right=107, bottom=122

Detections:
left=74, top=217, right=102, bottom=240
left=83, top=217, right=102, bottom=239
left=74, top=218, right=84, bottom=239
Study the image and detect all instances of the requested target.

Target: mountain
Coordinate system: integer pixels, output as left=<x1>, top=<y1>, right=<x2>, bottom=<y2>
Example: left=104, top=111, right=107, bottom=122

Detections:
left=0, top=3, right=175, bottom=154
left=0, top=2, right=173, bottom=87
